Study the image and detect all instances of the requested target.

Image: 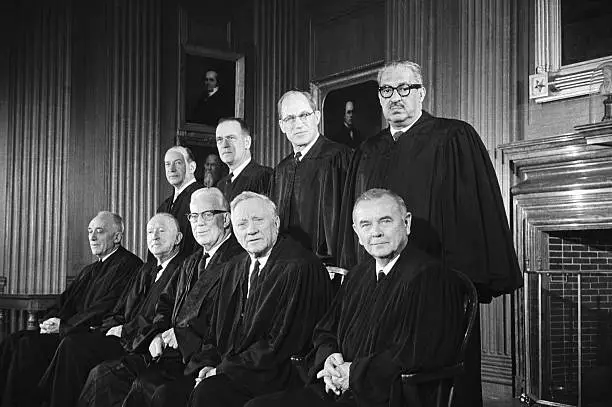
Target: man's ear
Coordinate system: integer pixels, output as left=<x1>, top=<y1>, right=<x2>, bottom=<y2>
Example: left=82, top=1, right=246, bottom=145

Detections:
left=404, top=212, right=412, bottom=236
left=187, top=160, right=197, bottom=175
left=314, top=110, right=321, bottom=126
left=223, top=212, right=231, bottom=229
left=175, top=231, right=183, bottom=246
left=419, top=87, right=426, bottom=103
left=244, top=135, right=252, bottom=150
left=113, top=231, right=123, bottom=244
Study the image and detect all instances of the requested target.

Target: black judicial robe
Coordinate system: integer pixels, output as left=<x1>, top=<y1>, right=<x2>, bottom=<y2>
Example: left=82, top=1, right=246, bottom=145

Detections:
left=270, top=136, right=352, bottom=265
left=78, top=236, right=244, bottom=407
left=155, top=181, right=204, bottom=259
left=0, top=246, right=142, bottom=407
left=311, top=245, right=465, bottom=407
left=187, top=235, right=335, bottom=397
left=337, top=111, right=521, bottom=301
left=216, top=160, right=273, bottom=203
left=38, top=255, right=183, bottom=407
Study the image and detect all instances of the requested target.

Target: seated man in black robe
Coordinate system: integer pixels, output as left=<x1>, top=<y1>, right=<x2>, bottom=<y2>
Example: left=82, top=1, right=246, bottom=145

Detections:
left=155, top=146, right=204, bottom=259
left=145, top=191, right=334, bottom=407
left=270, top=90, right=353, bottom=267
left=215, top=118, right=273, bottom=203
left=0, top=211, right=142, bottom=407
left=246, top=188, right=467, bottom=407
left=37, top=213, right=185, bottom=407
left=78, top=187, right=243, bottom=407
left=336, top=60, right=522, bottom=406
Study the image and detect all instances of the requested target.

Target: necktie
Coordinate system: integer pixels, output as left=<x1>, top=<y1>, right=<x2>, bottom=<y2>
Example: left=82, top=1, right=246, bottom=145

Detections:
left=198, top=252, right=210, bottom=278
left=377, top=271, right=386, bottom=282
left=153, top=264, right=163, bottom=283
left=248, top=260, right=260, bottom=297
left=294, top=151, right=302, bottom=163
left=229, top=172, right=234, bottom=183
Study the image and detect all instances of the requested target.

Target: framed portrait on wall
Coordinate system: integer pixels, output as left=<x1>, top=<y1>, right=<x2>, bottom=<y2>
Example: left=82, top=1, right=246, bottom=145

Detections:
left=178, top=45, right=245, bottom=135
left=310, top=62, right=384, bottom=149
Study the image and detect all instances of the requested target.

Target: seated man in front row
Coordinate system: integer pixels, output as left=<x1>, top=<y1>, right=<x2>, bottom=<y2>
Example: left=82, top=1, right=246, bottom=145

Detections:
left=38, top=213, right=186, bottom=407
left=0, top=211, right=143, bottom=407
left=78, top=187, right=244, bottom=407
left=247, top=188, right=467, bottom=407
left=147, top=191, right=335, bottom=407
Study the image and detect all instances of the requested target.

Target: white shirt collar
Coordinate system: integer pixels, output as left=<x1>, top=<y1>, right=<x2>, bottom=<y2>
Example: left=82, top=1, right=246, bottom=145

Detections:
left=293, top=134, right=319, bottom=160
left=204, top=232, right=231, bottom=265
left=247, top=250, right=272, bottom=296
left=208, top=87, right=219, bottom=97
left=154, top=252, right=178, bottom=282
left=376, top=252, right=401, bottom=279
left=99, top=246, right=119, bottom=263
left=173, top=178, right=197, bottom=202
left=390, top=110, right=422, bottom=139
left=230, top=157, right=251, bottom=181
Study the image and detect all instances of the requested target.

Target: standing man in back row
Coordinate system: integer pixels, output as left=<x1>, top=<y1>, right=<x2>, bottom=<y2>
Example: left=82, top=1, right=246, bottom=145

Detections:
left=337, top=60, right=522, bottom=406
left=270, top=90, right=353, bottom=268
left=156, top=146, right=203, bottom=259
left=215, top=117, right=273, bottom=203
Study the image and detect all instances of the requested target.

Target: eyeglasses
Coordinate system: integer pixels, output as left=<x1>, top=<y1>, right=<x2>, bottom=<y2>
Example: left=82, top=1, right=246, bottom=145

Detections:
left=186, top=210, right=227, bottom=223
left=378, top=84, right=422, bottom=98
left=280, top=111, right=315, bottom=125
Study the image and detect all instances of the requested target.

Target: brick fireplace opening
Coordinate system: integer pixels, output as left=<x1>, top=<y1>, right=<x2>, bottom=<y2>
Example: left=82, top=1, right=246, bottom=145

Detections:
left=500, top=122, right=612, bottom=406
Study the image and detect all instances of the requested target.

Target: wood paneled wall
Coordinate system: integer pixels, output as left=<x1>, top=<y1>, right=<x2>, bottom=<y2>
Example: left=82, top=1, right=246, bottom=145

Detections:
left=0, top=3, right=72, bottom=294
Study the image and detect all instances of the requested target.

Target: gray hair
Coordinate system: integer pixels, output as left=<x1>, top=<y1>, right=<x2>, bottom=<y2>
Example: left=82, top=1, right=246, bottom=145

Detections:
left=149, top=212, right=180, bottom=234
left=96, top=211, right=125, bottom=234
left=218, top=117, right=251, bottom=138
left=277, top=90, right=318, bottom=119
left=191, top=187, right=229, bottom=211
left=230, top=191, right=278, bottom=217
left=352, top=188, right=408, bottom=220
left=166, top=146, right=195, bottom=164
left=377, top=60, right=424, bottom=85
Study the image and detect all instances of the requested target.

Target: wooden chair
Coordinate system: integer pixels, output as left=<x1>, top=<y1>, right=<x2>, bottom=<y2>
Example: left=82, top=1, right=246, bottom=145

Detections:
left=400, top=269, right=479, bottom=407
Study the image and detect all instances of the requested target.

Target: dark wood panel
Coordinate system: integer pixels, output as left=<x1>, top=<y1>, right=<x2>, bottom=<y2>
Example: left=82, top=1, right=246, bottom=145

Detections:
left=310, top=1, right=385, bottom=80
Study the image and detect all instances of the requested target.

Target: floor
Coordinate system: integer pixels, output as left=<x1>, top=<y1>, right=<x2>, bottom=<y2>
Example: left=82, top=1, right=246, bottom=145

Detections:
left=484, top=400, right=523, bottom=407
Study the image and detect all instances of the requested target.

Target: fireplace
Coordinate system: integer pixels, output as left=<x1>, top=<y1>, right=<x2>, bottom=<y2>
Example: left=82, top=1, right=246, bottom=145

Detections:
left=500, top=122, right=612, bottom=407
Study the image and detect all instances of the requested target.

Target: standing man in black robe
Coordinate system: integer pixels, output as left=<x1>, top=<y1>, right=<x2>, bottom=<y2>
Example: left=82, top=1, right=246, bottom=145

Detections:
left=156, top=146, right=203, bottom=259
left=78, top=188, right=243, bottom=407
left=149, top=192, right=334, bottom=407
left=337, top=60, right=523, bottom=407
left=270, top=90, right=353, bottom=267
left=215, top=118, right=273, bottom=203
left=246, top=188, right=467, bottom=407
left=37, top=213, right=185, bottom=407
left=0, top=211, right=142, bottom=407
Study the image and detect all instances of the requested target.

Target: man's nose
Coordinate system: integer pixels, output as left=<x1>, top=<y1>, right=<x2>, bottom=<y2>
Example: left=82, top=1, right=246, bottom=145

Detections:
left=389, top=88, right=402, bottom=102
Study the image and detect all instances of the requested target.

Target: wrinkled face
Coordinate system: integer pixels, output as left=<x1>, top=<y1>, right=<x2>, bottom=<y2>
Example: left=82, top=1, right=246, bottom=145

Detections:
left=279, top=93, right=321, bottom=150
left=344, top=101, right=354, bottom=127
left=378, top=66, right=425, bottom=128
left=205, top=71, right=218, bottom=92
left=352, top=196, right=411, bottom=261
left=88, top=214, right=121, bottom=258
left=204, top=154, right=220, bottom=174
left=164, top=150, right=189, bottom=187
left=232, top=198, right=279, bottom=257
left=189, top=192, right=229, bottom=251
left=147, top=215, right=181, bottom=259
left=216, top=121, right=251, bottom=168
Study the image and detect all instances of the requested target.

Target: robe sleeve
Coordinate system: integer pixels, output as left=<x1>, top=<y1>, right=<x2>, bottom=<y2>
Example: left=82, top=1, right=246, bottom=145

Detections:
left=150, top=265, right=182, bottom=334
left=348, top=267, right=466, bottom=406
left=60, top=261, right=140, bottom=335
left=310, top=281, right=346, bottom=376
left=100, top=265, right=148, bottom=331
left=434, top=123, right=521, bottom=300
left=216, top=262, right=334, bottom=393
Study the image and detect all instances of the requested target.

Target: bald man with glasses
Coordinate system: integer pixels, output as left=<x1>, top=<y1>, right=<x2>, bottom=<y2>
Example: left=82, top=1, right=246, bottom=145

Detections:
left=270, top=90, right=353, bottom=273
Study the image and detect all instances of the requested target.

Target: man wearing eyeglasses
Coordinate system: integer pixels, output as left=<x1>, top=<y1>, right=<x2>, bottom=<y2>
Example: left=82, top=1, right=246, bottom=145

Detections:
left=336, top=60, right=522, bottom=407
left=215, top=118, right=273, bottom=203
left=270, top=90, right=353, bottom=270
left=78, top=188, right=244, bottom=407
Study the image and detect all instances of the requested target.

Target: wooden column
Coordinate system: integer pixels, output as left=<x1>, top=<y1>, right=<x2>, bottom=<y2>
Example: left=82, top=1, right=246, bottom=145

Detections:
left=107, top=0, right=162, bottom=258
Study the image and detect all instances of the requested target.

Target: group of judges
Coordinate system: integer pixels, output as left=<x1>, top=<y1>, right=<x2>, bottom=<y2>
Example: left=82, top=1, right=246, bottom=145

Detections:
left=0, top=60, right=522, bottom=407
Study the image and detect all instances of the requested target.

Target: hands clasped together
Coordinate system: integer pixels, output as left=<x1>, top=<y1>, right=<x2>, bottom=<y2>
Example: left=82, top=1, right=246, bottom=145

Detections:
left=316, top=353, right=351, bottom=396
left=148, top=327, right=179, bottom=359
left=39, top=317, right=60, bottom=334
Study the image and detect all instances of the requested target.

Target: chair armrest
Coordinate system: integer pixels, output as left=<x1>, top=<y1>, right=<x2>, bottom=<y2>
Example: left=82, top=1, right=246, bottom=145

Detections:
left=401, top=362, right=464, bottom=384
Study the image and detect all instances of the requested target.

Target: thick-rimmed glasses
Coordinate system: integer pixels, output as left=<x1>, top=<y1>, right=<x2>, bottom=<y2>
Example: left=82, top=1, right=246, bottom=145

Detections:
left=186, top=210, right=227, bottom=224
left=280, top=111, right=314, bottom=126
left=378, top=84, right=422, bottom=98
